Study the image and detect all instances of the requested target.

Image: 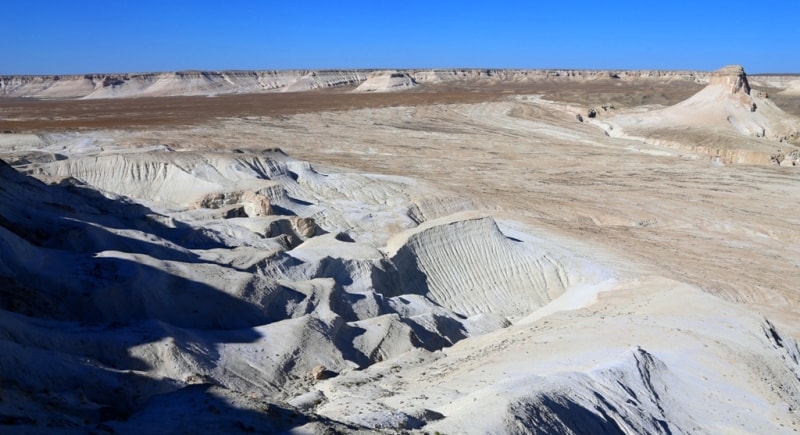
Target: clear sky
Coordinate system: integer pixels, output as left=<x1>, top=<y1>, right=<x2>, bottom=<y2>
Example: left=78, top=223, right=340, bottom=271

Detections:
left=3, top=0, right=798, bottom=75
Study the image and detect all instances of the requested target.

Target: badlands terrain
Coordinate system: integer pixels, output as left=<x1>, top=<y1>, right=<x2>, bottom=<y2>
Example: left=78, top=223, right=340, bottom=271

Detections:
left=1, top=66, right=800, bottom=433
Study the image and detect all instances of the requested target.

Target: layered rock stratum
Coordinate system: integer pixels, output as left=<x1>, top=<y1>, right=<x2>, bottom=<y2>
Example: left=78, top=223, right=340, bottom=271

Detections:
left=0, top=68, right=709, bottom=99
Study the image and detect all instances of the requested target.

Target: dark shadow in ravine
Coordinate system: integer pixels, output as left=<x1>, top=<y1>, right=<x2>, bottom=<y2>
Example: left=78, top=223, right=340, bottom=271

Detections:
left=0, top=161, right=307, bottom=430
left=103, top=384, right=363, bottom=434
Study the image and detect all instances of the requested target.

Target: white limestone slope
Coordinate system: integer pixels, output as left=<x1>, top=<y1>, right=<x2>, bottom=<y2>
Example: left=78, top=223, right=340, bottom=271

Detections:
left=314, top=277, right=800, bottom=433
left=31, top=151, right=291, bottom=207
left=385, top=213, right=609, bottom=318
left=608, top=65, right=800, bottom=143
left=0, top=137, right=625, bottom=431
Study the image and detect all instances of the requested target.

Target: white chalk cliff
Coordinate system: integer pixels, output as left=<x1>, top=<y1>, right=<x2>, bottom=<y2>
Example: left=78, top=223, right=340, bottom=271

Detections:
left=354, top=71, right=418, bottom=92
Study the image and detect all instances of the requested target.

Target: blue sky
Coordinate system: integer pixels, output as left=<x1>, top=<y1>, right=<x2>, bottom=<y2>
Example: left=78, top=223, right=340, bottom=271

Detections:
left=3, top=0, right=798, bottom=75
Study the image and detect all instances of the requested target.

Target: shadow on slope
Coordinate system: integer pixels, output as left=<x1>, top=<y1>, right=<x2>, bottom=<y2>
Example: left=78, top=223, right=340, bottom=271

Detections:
left=1, top=376, right=361, bottom=433
left=0, top=159, right=226, bottom=263
left=107, top=384, right=362, bottom=434
left=0, top=159, right=272, bottom=328
left=510, top=396, right=629, bottom=435
left=0, top=161, right=299, bottom=430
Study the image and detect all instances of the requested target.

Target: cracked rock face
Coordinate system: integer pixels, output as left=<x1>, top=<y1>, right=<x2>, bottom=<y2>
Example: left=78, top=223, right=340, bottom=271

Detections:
left=710, top=64, right=751, bottom=95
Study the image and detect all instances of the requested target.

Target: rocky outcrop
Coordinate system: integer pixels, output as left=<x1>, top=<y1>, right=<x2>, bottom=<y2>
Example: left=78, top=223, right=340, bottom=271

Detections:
left=710, top=65, right=751, bottom=95
left=354, top=71, right=418, bottom=92
left=241, top=191, right=273, bottom=217
left=607, top=65, right=800, bottom=145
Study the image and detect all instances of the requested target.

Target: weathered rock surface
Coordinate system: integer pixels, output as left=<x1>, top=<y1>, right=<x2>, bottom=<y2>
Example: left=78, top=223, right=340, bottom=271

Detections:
left=2, top=64, right=800, bottom=433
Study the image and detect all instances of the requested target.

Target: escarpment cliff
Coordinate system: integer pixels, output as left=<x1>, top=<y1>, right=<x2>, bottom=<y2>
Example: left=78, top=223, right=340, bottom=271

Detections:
left=1, top=68, right=709, bottom=99
left=0, top=70, right=369, bottom=99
